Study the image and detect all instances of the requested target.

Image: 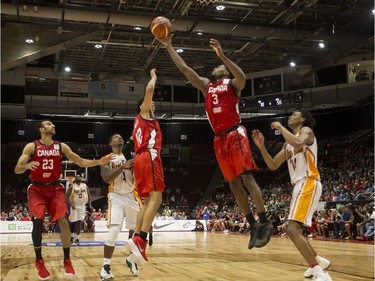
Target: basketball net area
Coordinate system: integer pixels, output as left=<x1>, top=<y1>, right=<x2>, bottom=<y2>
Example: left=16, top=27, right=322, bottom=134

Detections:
left=61, top=160, right=88, bottom=189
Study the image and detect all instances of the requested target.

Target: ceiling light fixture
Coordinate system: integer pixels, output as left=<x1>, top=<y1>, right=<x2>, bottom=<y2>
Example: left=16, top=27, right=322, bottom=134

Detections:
left=290, top=61, right=296, bottom=67
left=372, top=9, right=375, bottom=14
left=134, top=26, right=142, bottom=30
left=25, top=39, right=34, bottom=44
left=216, top=5, right=225, bottom=10
left=176, top=48, right=184, bottom=53
left=65, top=67, right=71, bottom=72
left=95, top=44, right=103, bottom=49
left=318, top=42, right=325, bottom=48
left=197, top=32, right=203, bottom=35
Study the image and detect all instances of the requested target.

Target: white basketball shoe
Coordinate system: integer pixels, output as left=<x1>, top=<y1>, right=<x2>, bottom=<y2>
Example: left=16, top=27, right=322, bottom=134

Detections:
left=126, top=253, right=140, bottom=276
left=311, top=266, right=332, bottom=281
left=304, top=256, right=331, bottom=278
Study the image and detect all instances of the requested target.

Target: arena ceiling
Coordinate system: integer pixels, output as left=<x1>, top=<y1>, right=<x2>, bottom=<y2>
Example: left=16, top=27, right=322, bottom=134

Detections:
left=1, top=0, right=374, bottom=82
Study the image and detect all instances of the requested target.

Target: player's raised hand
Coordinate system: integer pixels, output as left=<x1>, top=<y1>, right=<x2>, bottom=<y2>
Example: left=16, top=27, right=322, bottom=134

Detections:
left=123, top=159, right=134, bottom=169
left=252, top=130, right=265, bottom=148
left=150, top=68, right=157, bottom=79
left=210, top=39, right=224, bottom=57
left=271, top=121, right=282, bottom=131
left=157, top=34, right=174, bottom=47
left=100, top=153, right=115, bottom=165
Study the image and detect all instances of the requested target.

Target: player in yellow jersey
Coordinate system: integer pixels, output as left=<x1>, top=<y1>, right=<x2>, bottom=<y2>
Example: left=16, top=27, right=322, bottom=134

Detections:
left=251, top=110, right=332, bottom=281
left=99, top=133, right=140, bottom=280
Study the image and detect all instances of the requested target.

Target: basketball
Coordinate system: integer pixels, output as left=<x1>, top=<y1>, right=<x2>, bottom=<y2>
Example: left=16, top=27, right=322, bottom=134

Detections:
left=150, top=16, right=172, bottom=39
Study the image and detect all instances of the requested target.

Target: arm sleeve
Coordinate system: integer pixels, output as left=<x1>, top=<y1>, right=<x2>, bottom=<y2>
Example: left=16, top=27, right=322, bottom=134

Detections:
left=124, top=138, right=134, bottom=160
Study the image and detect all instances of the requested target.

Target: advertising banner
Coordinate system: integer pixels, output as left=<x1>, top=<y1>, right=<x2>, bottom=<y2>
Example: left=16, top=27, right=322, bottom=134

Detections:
left=60, top=79, right=89, bottom=97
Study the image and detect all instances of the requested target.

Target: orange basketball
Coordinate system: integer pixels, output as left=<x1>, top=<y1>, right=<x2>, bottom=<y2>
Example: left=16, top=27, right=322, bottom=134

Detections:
left=150, top=16, right=172, bottom=39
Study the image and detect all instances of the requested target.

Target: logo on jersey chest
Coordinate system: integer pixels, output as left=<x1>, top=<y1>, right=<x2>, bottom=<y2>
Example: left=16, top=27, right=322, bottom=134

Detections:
left=286, top=148, right=303, bottom=171
left=208, top=84, right=228, bottom=94
left=213, top=107, right=222, bottom=113
left=109, top=159, right=125, bottom=170
left=286, top=148, right=303, bottom=160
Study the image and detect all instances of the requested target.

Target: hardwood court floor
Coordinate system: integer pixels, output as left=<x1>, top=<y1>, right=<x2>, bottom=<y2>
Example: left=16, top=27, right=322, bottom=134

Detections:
left=1, top=232, right=374, bottom=281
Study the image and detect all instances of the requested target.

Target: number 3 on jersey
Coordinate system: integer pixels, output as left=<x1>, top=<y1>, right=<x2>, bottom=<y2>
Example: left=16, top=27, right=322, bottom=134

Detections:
left=212, top=94, right=218, bottom=105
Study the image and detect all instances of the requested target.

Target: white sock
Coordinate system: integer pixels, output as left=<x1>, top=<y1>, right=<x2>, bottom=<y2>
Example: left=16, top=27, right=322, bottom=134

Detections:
left=103, top=258, right=111, bottom=266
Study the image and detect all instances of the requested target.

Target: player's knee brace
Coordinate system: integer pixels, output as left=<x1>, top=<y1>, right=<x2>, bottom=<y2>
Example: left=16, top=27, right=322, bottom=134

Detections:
left=105, top=224, right=121, bottom=246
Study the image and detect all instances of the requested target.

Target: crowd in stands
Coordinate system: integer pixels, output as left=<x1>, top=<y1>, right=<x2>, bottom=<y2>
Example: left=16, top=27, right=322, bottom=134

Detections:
left=2, top=131, right=373, bottom=242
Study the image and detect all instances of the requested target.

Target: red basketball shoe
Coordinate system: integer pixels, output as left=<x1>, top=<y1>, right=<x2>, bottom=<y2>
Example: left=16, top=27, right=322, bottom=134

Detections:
left=126, top=236, right=148, bottom=264
left=35, top=259, right=50, bottom=280
left=63, top=258, right=75, bottom=275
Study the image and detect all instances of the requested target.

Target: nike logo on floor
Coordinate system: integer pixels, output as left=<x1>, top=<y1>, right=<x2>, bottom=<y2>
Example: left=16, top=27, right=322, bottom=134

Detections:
left=153, top=222, right=176, bottom=229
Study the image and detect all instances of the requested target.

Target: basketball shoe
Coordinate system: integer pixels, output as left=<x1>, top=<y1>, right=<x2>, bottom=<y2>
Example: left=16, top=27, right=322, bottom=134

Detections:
left=248, top=222, right=259, bottom=249
left=100, top=264, right=114, bottom=281
left=126, top=253, right=140, bottom=276
left=311, top=266, right=332, bottom=281
left=304, top=256, right=331, bottom=278
left=63, top=258, right=75, bottom=275
left=126, top=236, right=148, bottom=263
left=254, top=222, right=274, bottom=248
left=35, top=259, right=50, bottom=280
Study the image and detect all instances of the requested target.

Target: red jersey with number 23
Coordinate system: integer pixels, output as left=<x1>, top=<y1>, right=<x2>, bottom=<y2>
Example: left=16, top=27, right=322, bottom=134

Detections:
left=30, top=140, right=62, bottom=183
left=205, top=78, right=240, bottom=135
left=132, top=115, right=162, bottom=157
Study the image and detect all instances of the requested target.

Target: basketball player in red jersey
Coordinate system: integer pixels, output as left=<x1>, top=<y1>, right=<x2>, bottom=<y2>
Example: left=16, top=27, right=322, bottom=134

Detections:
left=14, top=120, right=113, bottom=280
left=125, top=68, right=164, bottom=264
left=158, top=36, right=274, bottom=249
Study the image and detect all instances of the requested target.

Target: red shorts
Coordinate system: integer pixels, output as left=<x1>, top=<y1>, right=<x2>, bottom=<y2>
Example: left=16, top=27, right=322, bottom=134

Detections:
left=27, top=184, right=68, bottom=222
left=214, top=125, right=257, bottom=182
left=134, top=151, right=165, bottom=199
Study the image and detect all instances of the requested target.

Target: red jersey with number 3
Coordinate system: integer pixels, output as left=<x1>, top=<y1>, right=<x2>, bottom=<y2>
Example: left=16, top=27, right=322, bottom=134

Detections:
left=132, top=115, right=162, bottom=157
left=30, top=140, right=62, bottom=183
left=205, top=78, right=240, bottom=135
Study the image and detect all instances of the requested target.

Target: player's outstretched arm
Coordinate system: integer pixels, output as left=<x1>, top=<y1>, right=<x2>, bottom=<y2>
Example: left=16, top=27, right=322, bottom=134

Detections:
left=210, top=38, right=245, bottom=93
left=140, top=68, right=157, bottom=116
left=61, top=143, right=113, bottom=167
left=158, top=35, right=210, bottom=94
left=252, top=129, right=286, bottom=171
left=270, top=122, right=314, bottom=149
